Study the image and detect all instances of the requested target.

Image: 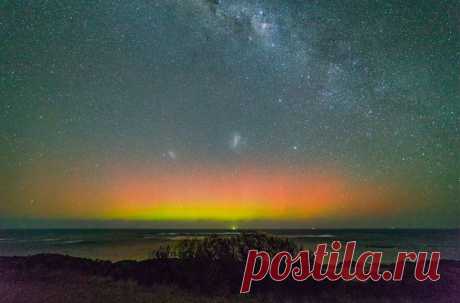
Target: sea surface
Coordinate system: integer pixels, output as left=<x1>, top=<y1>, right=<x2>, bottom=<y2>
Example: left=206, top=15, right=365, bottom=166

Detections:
left=0, top=229, right=458, bottom=263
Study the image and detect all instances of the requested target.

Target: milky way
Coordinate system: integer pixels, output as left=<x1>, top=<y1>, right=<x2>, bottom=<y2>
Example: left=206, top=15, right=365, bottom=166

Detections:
left=0, top=0, right=459, bottom=228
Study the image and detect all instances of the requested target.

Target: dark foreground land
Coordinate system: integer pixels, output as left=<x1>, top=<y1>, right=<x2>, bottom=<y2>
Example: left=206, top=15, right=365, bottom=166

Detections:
left=0, top=254, right=459, bottom=303
left=1, top=233, right=459, bottom=303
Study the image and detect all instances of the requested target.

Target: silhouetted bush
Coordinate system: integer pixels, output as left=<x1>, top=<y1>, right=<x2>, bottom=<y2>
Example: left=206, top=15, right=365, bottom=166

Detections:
left=152, top=232, right=299, bottom=261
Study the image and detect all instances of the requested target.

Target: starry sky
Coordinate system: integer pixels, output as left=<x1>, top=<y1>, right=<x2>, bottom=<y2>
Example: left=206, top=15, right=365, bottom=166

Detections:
left=0, top=0, right=459, bottom=228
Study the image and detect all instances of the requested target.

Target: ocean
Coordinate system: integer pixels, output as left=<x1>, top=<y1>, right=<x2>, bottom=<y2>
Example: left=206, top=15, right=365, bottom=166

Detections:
left=0, top=229, right=458, bottom=263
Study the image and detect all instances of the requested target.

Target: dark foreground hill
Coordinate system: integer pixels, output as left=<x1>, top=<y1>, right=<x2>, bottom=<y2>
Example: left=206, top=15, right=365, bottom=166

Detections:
left=0, top=233, right=458, bottom=302
left=1, top=254, right=459, bottom=303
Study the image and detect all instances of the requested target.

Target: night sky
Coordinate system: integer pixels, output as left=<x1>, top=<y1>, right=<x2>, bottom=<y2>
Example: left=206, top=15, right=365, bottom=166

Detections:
left=1, top=0, right=459, bottom=228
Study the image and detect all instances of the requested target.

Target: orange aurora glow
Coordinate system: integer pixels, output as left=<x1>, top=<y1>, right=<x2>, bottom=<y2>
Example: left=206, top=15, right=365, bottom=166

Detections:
left=17, top=163, right=408, bottom=222
left=99, top=168, right=404, bottom=221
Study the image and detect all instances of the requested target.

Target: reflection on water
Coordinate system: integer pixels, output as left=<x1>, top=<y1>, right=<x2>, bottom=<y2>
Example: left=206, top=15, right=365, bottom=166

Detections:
left=0, top=229, right=458, bottom=263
